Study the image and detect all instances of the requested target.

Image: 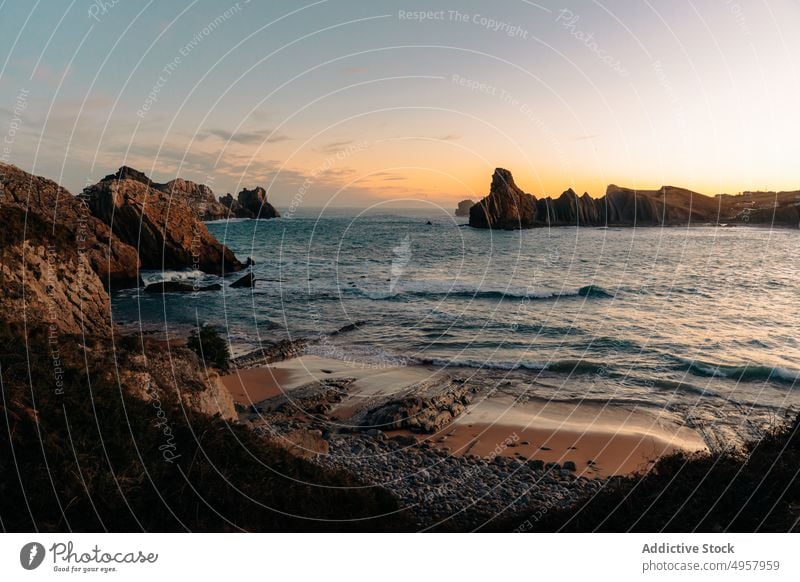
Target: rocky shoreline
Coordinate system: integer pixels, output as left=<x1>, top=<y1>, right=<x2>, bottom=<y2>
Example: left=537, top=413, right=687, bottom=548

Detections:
left=315, top=431, right=604, bottom=530
left=236, top=360, right=610, bottom=530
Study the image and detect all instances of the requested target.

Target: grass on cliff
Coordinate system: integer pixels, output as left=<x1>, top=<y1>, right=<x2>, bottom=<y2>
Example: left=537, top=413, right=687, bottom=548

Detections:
left=0, top=324, right=410, bottom=532
left=486, top=415, right=800, bottom=532
left=187, top=324, right=231, bottom=372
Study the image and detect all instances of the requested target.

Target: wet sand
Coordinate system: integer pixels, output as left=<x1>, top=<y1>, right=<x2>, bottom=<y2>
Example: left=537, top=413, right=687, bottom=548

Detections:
left=220, top=366, right=298, bottom=404
left=421, top=396, right=707, bottom=477
left=221, top=357, right=708, bottom=477
left=220, top=355, right=443, bottom=407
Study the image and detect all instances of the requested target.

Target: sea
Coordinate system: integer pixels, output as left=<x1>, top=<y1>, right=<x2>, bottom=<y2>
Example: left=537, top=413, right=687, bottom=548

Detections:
left=113, top=208, right=800, bottom=449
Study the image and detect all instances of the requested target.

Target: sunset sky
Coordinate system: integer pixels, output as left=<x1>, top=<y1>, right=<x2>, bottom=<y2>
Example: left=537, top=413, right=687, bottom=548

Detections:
left=1, top=0, right=799, bottom=208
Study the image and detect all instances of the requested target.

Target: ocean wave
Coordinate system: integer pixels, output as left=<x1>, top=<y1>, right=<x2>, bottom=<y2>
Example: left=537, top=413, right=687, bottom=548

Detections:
left=648, top=378, right=719, bottom=397
left=347, top=283, right=613, bottom=302
left=413, top=357, right=607, bottom=375
left=204, top=217, right=253, bottom=224
left=675, top=358, right=800, bottom=385
left=141, top=269, right=207, bottom=284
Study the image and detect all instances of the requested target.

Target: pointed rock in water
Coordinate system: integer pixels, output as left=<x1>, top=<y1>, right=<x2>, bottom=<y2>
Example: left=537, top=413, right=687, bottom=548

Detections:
left=230, top=272, right=257, bottom=288
left=468, top=167, right=729, bottom=229
left=469, top=168, right=538, bottom=229
left=84, top=167, right=243, bottom=275
left=237, top=186, right=280, bottom=219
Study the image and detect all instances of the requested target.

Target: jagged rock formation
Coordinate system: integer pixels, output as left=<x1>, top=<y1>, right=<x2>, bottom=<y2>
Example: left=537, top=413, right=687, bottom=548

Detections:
left=217, top=188, right=280, bottom=219
left=219, top=192, right=249, bottom=218
left=0, top=206, right=112, bottom=337
left=1, top=164, right=238, bottom=420
left=455, top=199, right=475, bottom=217
left=0, top=162, right=141, bottom=289
left=360, top=382, right=473, bottom=433
left=469, top=168, right=538, bottom=229
left=468, top=168, right=789, bottom=229
left=84, top=167, right=243, bottom=274
left=237, top=186, right=280, bottom=219
left=104, top=166, right=229, bottom=220
left=160, top=178, right=229, bottom=220
left=118, top=342, right=237, bottom=421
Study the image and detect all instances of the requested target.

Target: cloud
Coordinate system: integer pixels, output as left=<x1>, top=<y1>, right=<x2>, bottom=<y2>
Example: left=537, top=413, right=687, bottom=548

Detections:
left=575, top=134, right=598, bottom=141
left=199, top=127, right=291, bottom=144
left=316, top=139, right=355, bottom=155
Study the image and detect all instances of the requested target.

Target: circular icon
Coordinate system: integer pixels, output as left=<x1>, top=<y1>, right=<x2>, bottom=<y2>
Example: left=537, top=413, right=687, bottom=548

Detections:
left=19, top=542, right=45, bottom=570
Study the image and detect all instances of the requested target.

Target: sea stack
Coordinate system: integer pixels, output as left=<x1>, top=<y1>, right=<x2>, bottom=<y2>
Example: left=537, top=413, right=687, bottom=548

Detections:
left=455, top=199, right=475, bottom=216
left=469, top=168, right=537, bottom=229
left=237, top=186, right=281, bottom=219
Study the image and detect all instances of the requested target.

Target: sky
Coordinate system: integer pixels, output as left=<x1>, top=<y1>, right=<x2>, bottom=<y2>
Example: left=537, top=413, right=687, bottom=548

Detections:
left=1, top=0, right=799, bottom=209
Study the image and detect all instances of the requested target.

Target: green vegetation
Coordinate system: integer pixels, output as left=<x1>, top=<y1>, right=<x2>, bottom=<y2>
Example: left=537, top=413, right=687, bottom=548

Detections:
left=187, top=324, right=231, bottom=372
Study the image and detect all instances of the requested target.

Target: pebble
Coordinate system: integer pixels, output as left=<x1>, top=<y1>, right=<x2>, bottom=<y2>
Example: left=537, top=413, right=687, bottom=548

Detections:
left=314, top=434, right=602, bottom=530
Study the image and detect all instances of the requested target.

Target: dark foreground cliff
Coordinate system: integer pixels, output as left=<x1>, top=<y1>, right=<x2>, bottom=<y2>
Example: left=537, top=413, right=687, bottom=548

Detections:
left=470, top=168, right=800, bottom=229
left=0, top=163, right=409, bottom=532
left=485, top=414, right=800, bottom=532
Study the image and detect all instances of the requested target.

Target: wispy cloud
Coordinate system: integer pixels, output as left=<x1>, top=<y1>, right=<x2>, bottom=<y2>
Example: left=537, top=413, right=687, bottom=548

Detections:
left=316, top=139, right=355, bottom=155
left=198, top=128, right=291, bottom=144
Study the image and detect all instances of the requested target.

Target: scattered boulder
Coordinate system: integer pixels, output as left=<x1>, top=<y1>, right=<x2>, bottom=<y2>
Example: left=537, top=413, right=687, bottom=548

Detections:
left=267, top=428, right=329, bottom=460
left=230, top=272, right=256, bottom=288
left=361, top=382, right=472, bottom=433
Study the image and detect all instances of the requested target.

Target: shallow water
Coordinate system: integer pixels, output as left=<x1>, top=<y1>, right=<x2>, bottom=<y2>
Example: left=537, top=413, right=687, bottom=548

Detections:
left=113, top=208, right=800, bottom=447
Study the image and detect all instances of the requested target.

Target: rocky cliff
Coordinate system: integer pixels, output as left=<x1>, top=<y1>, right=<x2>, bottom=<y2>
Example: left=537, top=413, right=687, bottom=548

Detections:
left=103, top=166, right=229, bottom=220
left=0, top=164, right=237, bottom=420
left=84, top=168, right=243, bottom=274
left=236, top=186, right=281, bottom=219
left=467, top=168, right=773, bottom=229
left=469, top=168, right=537, bottom=229
left=0, top=205, right=112, bottom=337
left=1, top=162, right=141, bottom=289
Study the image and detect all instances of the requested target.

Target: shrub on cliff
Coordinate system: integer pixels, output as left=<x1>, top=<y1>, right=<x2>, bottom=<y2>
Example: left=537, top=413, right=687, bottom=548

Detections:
left=187, top=324, right=230, bottom=371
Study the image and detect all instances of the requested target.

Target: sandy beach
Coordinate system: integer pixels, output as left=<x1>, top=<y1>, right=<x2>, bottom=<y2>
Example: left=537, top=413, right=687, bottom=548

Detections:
left=221, top=356, right=707, bottom=477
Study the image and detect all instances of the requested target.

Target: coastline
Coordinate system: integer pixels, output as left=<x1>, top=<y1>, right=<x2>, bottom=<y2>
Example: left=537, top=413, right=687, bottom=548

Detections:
left=221, top=354, right=707, bottom=478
